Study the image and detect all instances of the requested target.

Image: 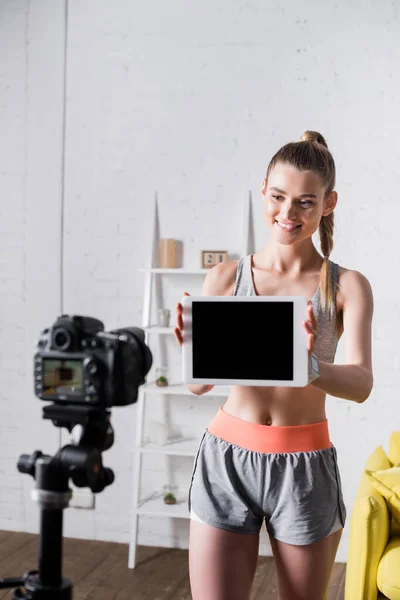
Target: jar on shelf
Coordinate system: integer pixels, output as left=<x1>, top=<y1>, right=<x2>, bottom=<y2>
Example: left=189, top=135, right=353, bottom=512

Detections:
left=157, top=308, right=171, bottom=327
left=150, top=421, right=169, bottom=445
left=156, top=366, right=169, bottom=387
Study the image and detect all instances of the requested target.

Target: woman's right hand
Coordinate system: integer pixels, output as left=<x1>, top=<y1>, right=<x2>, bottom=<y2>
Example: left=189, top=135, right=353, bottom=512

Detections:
left=174, top=292, right=190, bottom=347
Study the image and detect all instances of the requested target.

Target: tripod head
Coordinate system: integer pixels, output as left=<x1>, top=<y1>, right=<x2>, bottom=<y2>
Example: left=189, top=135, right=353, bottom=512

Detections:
left=19, top=403, right=116, bottom=493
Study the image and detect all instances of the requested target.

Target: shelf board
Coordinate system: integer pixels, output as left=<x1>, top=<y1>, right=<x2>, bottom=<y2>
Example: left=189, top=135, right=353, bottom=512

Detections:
left=137, top=495, right=189, bottom=519
left=144, top=326, right=174, bottom=334
left=140, top=268, right=209, bottom=274
left=142, top=382, right=230, bottom=396
left=134, top=438, right=199, bottom=456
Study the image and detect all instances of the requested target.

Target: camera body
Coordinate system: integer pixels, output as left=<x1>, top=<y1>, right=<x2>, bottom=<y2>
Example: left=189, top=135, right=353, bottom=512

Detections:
left=34, top=315, right=152, bottom=408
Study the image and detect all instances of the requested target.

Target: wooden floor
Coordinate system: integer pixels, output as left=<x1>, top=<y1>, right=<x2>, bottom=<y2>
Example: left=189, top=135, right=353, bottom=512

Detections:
left=0, top=530, right=346, bottom=599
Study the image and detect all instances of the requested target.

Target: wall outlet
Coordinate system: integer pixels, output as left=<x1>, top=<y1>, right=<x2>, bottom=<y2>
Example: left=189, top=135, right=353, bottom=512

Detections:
left=69, top=488, right=95, bottom=509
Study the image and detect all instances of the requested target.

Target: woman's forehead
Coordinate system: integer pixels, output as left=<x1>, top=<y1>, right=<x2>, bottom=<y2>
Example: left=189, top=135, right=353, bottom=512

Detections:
left=268, top=164, right=324, bottom=193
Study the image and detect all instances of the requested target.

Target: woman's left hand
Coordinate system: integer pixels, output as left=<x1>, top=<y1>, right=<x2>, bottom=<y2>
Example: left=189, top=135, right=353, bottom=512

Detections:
left=303, top=301, right=318, bottom=358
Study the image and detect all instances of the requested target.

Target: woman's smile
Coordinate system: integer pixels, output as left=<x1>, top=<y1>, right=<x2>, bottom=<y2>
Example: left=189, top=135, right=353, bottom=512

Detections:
left=275, top=220, right=302, bottom=232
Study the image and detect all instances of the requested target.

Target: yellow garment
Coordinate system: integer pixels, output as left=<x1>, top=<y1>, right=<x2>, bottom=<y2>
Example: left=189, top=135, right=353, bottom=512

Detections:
left=377, top=537, right=400, bottom=600
left=389, top=432, right=400, bottom=536
left=345, top=433, right=400, bottom=600
left=365, top=466, right=400, bottom=525
left=389, top=432, right=400, bottom=464
left=345, top=445, right=391, bottom=600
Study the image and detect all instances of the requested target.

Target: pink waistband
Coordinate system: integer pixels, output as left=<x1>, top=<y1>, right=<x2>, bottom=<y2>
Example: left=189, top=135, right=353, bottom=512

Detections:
left=207, top=407, right=331, bottom=453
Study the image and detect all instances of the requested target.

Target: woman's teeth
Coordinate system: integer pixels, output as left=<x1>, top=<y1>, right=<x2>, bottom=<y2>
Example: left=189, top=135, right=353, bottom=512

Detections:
left=276, top=221, right=301, bottom=232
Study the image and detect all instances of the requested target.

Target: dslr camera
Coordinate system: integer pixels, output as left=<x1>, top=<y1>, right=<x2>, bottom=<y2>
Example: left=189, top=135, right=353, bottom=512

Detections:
left=34, top=314, right=152, bottom=408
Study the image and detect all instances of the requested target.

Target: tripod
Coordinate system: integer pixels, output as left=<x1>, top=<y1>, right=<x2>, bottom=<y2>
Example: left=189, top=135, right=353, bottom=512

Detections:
left=0, top=403, right=115, bottom=599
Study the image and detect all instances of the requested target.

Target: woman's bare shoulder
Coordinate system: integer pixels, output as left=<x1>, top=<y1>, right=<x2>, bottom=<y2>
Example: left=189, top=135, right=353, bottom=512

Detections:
left=337, top=263, right=372, bottom=289
left=336, top=263, right=374, bottom=310
left=202, top=259, right=240, bottom=296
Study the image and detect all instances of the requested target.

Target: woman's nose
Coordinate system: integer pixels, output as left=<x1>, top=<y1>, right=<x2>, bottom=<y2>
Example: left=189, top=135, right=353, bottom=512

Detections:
left=281, top=206, right=297, bottom=220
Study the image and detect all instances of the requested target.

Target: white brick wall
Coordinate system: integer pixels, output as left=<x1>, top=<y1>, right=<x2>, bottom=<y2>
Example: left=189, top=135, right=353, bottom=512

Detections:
left=1, top=0, right=399, bottom=565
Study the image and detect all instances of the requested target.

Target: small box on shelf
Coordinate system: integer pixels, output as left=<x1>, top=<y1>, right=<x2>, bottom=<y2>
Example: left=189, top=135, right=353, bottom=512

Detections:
left=201, top=250, right=228, bottom=269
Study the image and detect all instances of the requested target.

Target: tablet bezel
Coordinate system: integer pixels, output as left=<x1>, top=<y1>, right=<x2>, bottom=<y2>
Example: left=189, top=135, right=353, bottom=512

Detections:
left=181, top=295, right=309, bottom=387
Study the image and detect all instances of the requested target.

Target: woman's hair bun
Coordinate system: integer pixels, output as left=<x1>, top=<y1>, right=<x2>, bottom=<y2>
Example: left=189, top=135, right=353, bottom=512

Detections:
left=300, top=130, right=328, bottom=148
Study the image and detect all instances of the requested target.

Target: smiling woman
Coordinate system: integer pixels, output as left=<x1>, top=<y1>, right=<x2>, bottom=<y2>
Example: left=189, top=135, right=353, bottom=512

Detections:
left=174, top=130, right=374, bottom=600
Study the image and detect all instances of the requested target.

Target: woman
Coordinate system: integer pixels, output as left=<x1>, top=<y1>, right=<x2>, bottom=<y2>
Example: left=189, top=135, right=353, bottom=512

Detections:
left=174, top=130, right=374, bottom=600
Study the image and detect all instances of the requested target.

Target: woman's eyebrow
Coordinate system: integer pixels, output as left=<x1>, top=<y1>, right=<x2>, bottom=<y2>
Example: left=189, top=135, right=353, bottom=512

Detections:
left=269, top=186, right=317, bottom=199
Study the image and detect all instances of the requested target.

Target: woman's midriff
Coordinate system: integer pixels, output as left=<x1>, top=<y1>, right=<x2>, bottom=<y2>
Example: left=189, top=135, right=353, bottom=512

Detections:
left=223, top=384, right=327, bottom=426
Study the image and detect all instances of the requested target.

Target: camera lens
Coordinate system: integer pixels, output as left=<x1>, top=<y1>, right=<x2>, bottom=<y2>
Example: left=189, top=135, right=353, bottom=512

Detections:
left=55, top=331, right=68, bottom=347
left=53, top=328, right=71, bottom=351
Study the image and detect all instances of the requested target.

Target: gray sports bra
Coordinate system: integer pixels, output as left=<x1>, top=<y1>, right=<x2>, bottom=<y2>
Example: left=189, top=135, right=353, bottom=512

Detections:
left=232, top=255, right=339, bottom=363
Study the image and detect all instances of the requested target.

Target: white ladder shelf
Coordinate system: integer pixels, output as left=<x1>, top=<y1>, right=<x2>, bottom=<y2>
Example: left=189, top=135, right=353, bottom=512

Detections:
left=128, top=192, right=252, bottom=568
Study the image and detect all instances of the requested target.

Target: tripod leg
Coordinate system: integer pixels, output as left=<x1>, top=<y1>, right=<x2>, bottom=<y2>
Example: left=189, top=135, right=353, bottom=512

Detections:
left=39, top=509, right=63, bottom=587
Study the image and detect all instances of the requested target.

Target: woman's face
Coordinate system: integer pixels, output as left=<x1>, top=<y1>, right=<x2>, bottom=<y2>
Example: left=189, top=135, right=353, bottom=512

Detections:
left=262, top=163, right=336, bottom=244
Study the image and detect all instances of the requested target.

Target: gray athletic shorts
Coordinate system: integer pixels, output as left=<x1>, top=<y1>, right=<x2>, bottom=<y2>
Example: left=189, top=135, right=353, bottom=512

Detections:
left=188, top=408, right=346, bottom=545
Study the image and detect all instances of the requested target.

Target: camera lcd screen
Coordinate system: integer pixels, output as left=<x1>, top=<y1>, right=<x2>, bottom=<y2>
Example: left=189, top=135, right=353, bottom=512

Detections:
left=192, top=300, right=293, bottom=380
left=42, top=358, right=83, bottom=398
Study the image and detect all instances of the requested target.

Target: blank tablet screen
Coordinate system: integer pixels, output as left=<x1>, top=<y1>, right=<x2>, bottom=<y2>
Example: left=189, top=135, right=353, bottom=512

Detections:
left=192, top=300, right=294, bottom=381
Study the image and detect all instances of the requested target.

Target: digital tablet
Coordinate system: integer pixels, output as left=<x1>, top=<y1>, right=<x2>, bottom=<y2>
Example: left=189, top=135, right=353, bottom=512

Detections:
left=181, top=295, right=309, bottom=387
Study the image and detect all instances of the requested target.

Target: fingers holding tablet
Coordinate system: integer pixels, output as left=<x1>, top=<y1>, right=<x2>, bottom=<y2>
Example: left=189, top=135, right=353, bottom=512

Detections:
left=174, top=292, right=190, bottom=347
left=302, top=301, right=318, bottom=358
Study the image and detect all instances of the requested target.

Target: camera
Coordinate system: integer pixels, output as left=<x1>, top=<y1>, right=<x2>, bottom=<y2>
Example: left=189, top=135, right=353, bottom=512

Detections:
left=0, top=315, right=153, bottom=598
left=34, top=315, right=152, bottom=408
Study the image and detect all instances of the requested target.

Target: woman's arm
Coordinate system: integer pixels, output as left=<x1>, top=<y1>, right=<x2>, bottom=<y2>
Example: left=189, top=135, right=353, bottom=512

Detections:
left=311, top=362, right=373, bottom=403
left=311, top=269, right=374, bottom=403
